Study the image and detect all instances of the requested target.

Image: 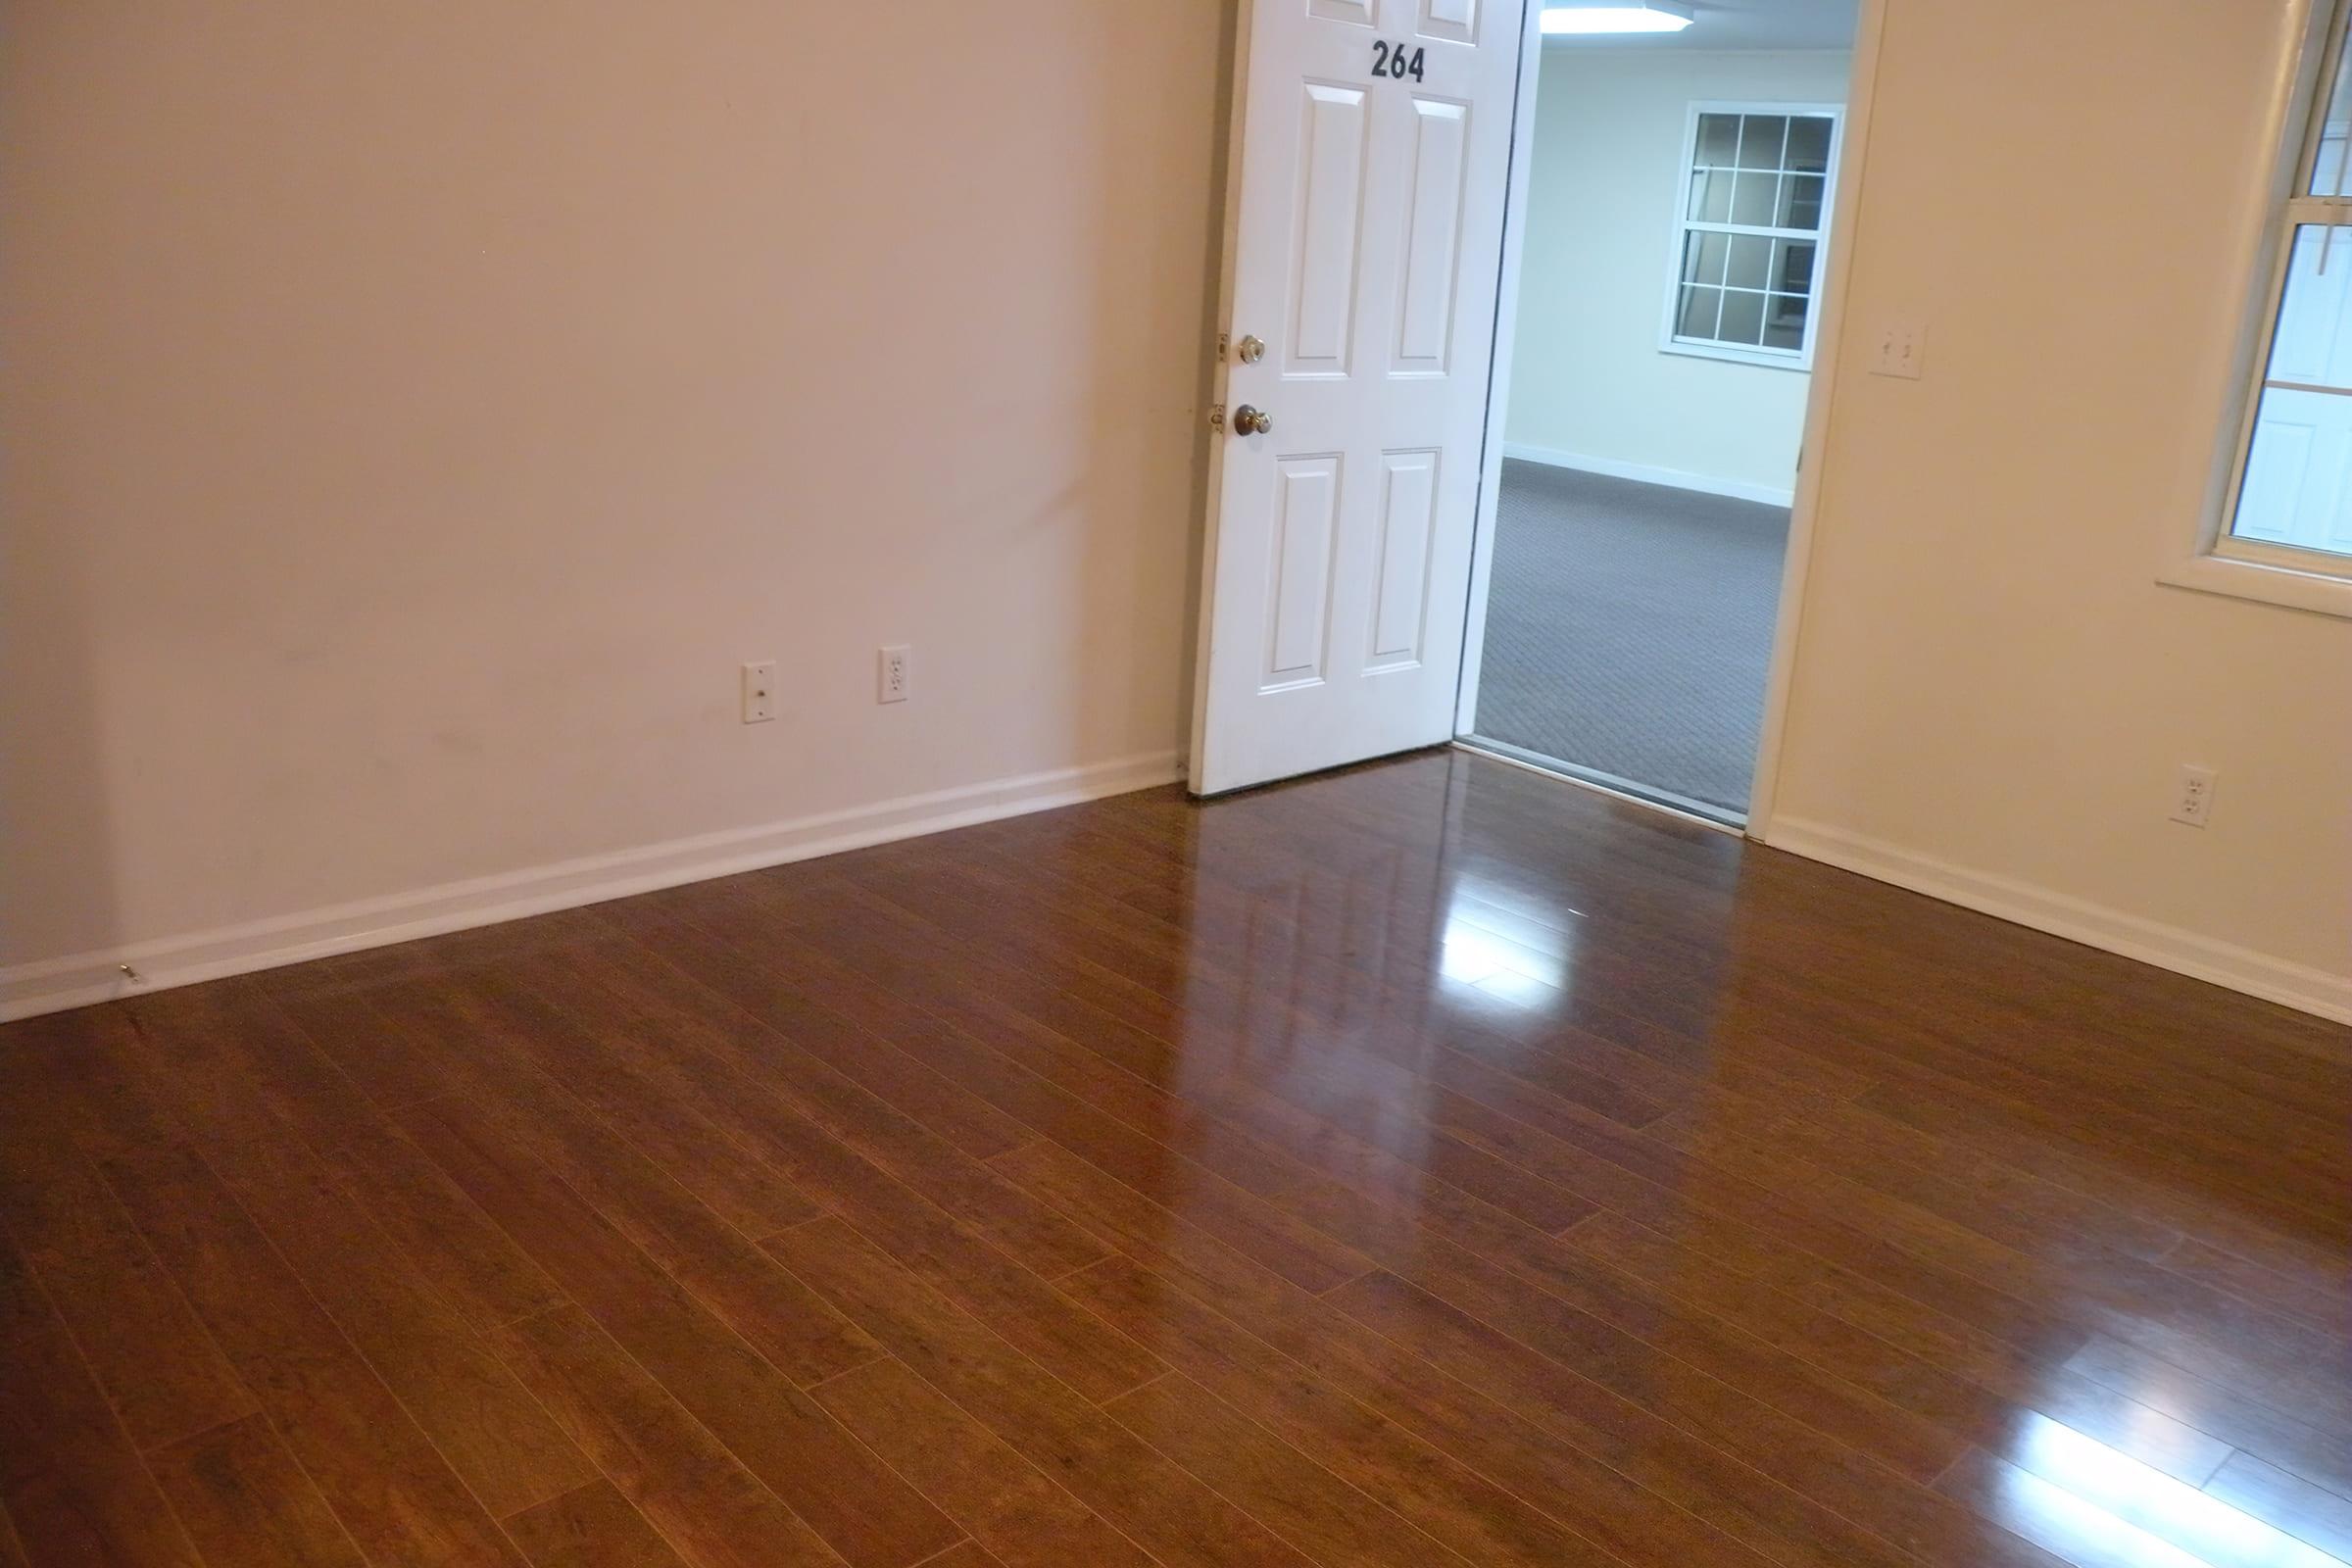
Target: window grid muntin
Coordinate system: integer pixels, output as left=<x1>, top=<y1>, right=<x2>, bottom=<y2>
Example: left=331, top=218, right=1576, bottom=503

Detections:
left=1672, top=109, right=1836, bottom=360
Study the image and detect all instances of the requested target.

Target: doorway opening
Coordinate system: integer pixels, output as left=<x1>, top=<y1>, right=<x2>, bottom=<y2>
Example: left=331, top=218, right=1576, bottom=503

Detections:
left=1458, top=0, right=1863, bottom=827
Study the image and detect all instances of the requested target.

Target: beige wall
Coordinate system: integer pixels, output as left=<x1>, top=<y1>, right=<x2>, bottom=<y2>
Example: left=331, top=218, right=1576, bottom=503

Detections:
left=6, top=0, right=2347, bottom=1022
left=1766, top=0, right=2352, bottom=1010
left=1, top=2, right=1226, bottom=998
left=1506, top=48, right=1850, bottom=497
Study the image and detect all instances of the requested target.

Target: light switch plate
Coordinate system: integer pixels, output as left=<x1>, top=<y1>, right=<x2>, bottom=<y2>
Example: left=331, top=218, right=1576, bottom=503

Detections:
left=1872, top=322, right=1927, bottom=380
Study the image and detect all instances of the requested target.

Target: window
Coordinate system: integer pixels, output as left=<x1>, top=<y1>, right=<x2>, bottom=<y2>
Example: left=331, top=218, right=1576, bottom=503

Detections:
left=2203, top=0, right=2352, bottom=602
left=1663, top=104, right=1842, bottom=370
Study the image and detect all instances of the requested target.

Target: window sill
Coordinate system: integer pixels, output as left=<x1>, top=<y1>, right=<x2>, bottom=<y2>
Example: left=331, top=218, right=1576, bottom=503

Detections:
left=1660, top=340, right=1814, bottom=373
left=2158, top=549, right=2352, bottom=618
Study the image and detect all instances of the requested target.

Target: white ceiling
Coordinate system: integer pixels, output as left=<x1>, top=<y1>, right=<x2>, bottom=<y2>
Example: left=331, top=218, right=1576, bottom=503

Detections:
left=1543, top=0, right=1858, bottom=52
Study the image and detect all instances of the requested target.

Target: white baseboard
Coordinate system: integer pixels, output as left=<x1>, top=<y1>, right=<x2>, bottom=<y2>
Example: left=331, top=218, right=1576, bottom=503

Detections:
left=1502, top=443, right=1796, bottom=509
left=1763, top=816, right=2352, bottom=1028
left=0, top=750, right=1183, bottom=1025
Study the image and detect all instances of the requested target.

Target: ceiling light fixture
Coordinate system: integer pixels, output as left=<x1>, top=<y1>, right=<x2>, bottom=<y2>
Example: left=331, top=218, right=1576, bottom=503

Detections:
left=1541, top=2, right=1695, bottom=34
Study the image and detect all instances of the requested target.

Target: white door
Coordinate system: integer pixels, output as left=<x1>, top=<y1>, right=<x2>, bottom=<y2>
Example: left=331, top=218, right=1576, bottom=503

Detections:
left=1189, top=0, right=1529, bottom=797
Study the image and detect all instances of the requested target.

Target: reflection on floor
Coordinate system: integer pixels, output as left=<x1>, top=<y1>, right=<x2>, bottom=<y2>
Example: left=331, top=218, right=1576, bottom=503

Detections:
left=1472, top=459, right=1791, bottom=817
left=1, top=751, right=2347, bottom=1568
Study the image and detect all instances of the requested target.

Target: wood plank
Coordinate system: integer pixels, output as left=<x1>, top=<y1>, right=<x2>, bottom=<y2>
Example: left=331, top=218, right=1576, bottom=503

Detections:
left=1653, top=1110, right=2343, bottom=1438
left=761, top=1216, right=1319, bottom=1568
left=487, top=1305, right=843, bottom=1568
left=397, top=1096, right=962, bottom=1568
left=1567, top=1208, right=2236, bottom=1490
left=1390, top=1202, right=1965, bottom=1482
left=310, top=1118, right=571, bottom=1335
left=102, top=1143, right=530, bottom=1567
left=2158, top=1234, right=2349, bottom=1335
left=952, top=830, right=1695, bottom=1129
left=118, top=982, right=380, bottom=1153
left=620, top=899, right=1376, bottom=1296
left=1099, top=1369, right=1474, bottom=1568
left=808, top=1354, right=1157, bottom=1568
left=505, top=1480, right=694, bottom=1568
left=213, top=1134, right=597, bottom=1518
left=1934, top=1443, right=2340, bottom=1568
left=461, top=955, right=822, bottom=1238
left=584, top=907, right=1034, bottom=1165
left=988, top=1137, right=1682, bottom=1568
left=2064, top=1335, right=2352, bottom=1501
left=1323, top=1267, right=2042, bottom=1568
left=148, top=1412, right=370, bottom=1568
left=1983, top=1411, right=2343, bottom=1568
left=919, top=1545, right=1007, bottom=1568
left=2205, top=1451, right=2352, bottom=1562
left=815, top=876, right=1601, bottom=1294
left=586, top=919, right=1102, bottom=1275
left=0, top=1144, right=256, bottom=1452
left=836, top=867, right=1604, bottom=1239
left=506, top=983, right=1164, bottom=1406
left=0, top=1302, right=202, bottom=1566
left=355, top=976, right=881, bottom=1389
left=0, top=1217, right=40, bottom=1346
left=1848, top=1074, right=2346, bottom=1289
left=1053, top=1251, right=1669, bottom=1568
left=0, top=1505, right=30, bottom=1568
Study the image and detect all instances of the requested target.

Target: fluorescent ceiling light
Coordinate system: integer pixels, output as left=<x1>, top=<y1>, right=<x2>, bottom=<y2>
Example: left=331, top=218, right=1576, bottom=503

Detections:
left=1541, top=2, right=1694, bottom=34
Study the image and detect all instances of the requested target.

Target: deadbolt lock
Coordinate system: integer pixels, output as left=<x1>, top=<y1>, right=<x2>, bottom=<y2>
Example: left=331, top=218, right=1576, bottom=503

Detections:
left=1235, top=334, right=1267, bottom=365
left=1232, top=405, right=1273, bottom=437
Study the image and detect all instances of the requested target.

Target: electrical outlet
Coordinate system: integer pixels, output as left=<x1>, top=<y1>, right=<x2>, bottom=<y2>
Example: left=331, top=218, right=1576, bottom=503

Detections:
left=878, top=645, right=911, bottom=705
left=1871, top=321, right=1927, bottom=380
left=2172, top=764, right=2217, bottom=827
left=741, top=661, right=777, bottom=724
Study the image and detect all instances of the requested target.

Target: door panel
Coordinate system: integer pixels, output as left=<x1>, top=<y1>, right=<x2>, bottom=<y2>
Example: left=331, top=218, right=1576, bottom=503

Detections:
left=1371, top=450, right=1439, bottom=664
left=1291, top=85, right=1371, bottom=372
left=1190, top=0, right=1527, bottom=796
left=1395, top=97, right=1471, bottom=371
left=1267, top=457, right=1343, bottom=684
left=1419, top=0, right=1481, bottom=46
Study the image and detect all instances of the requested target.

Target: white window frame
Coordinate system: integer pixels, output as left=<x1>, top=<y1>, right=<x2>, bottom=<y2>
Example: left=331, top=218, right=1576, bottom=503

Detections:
left=1657, top=101, right=1845, bottom=373
left=2166, top=0, right=2352, bottom=616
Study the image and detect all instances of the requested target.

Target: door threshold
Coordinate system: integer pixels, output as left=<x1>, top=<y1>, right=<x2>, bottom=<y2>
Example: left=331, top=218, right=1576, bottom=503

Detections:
left=1451, top=737, right=1746, bottom=835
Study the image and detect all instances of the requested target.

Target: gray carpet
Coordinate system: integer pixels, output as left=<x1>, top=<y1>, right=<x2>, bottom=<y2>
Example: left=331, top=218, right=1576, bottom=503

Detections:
left=1470, top=461, right=1790, bottom=816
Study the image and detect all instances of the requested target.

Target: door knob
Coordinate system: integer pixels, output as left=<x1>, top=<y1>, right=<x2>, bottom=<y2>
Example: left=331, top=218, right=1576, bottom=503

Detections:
left=1235, top=334, right=1267, bottom=365
left=1233, top=405, right=1273, bottom=436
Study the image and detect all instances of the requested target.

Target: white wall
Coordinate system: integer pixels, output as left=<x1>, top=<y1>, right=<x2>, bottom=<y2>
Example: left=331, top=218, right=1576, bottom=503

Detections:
left=1505, top=48, right=1852, bottom=500
left=1766, top=0, right=2352, bottom=1021
left=0, top=1, right=1227, bottom=1014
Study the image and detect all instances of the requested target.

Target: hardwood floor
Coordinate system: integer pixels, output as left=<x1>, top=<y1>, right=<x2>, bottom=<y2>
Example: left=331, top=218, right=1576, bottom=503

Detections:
left=2, top=750, right=2346, bottom=1568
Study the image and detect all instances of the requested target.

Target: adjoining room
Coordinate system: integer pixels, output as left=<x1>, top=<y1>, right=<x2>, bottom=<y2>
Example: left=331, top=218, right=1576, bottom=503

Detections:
left=1468, top=0, right=1855, bottom=821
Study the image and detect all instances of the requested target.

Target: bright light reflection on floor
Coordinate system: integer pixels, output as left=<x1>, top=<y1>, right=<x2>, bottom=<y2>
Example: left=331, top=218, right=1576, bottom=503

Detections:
left=1437, top=890, right=1573, bottom=993
left=2002, top=1414, right=2344, bottom=1568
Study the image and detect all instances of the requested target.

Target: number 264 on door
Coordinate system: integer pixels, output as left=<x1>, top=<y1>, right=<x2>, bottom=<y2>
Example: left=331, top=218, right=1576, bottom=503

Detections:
left=1371, top=41, right=1428, bottom=81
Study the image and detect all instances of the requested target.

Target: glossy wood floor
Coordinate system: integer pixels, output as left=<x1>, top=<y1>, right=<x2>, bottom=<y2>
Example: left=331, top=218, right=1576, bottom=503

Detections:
left=3, top=752, right=2348, bottom=1568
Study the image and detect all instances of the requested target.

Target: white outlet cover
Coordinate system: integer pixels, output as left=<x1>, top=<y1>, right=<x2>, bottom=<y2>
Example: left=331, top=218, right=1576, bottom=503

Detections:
left=879, top=645, right=911, bottom=705
left=2172, top=763, right=2217, bottom=826
left=741, top=661, right=778, bottom=724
